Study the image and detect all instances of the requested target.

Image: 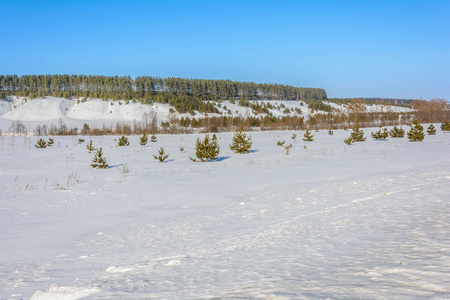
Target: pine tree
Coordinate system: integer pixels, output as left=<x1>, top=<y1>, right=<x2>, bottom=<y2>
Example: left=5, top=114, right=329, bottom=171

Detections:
left=86, top=140, right=96, bottom=152
left=350, top=125, right=366, bottom=142
left=229, top=130, right=253, bottom=154
left=407, top=120, right=425, bottom=142
left=371, top=127, right=389, bottom=140
left=140, top=133, right=148, bottom=146
left=302, top=129, right=314, bottom=142
left=35, top=138, right=47, bottom=148
left=153, top=147, right=169, bottom=162
left=389, top=126, right=405, bottom=138
left=47, top=138, right=54, bottom=147
left=117, top=136, right=130, bottom=146
left=344, top=125, right=366, bottom=144
left=440, top=120, right=450, bottom=131
left=328, top=129, right=334, bottom=135
left=190, top=134, right=220, bottom=162
left=91, top=148, right=109, bottom=169
left=427, top=124, right=436, bottom=135
left=78, top=138, right=85, bottom=144
left=150, top=135, right=157, bottom=142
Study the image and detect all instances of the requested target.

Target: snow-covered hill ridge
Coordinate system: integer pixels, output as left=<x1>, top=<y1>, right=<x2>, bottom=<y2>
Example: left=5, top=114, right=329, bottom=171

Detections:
left=0, top=96, right=413, bottom=132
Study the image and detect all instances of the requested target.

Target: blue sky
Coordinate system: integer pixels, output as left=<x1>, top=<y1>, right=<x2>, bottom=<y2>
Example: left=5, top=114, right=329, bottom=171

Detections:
left=1, top=0, right=449, bottom=100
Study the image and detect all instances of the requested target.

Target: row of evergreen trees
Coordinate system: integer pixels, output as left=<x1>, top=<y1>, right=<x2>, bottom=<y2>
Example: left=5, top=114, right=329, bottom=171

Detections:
left=0, top=74, right=327, bottom=102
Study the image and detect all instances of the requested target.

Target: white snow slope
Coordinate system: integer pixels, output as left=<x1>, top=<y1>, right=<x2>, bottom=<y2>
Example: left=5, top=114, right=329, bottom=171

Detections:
left=0, top=97, right=413, bottom=133
left=1, top=128, right=449, bottom=299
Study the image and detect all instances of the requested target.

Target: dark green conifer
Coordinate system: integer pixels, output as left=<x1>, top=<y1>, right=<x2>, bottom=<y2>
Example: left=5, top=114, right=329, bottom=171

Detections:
left=35, top=138, right=47, bottom=148
left=117, top=136, right=130, bottom=146
left=91, top=148, right=109, bottom=169
left=190, top=134, right=220, bottom=162
left=371, top=127, right=389, bottom=140
left=389, top=126, right=405, bottom=138
left=86, top=140, right=96, bottom=152
left=230, top=130, right=253, bottom=154
left=153, top=147, right=169, bottom=162
left=150, top=135, right=157, bottom=142
left=427, top=124, right=436, bottom=135
left=302, top=129, right=314, bottom=142
left=140, top=133, right=148, bottom=146
left=441, top=120, right=450, bottom=131
left=407, top=120, right=425, bottom=142
left=47, top=138, right=54, bottom=147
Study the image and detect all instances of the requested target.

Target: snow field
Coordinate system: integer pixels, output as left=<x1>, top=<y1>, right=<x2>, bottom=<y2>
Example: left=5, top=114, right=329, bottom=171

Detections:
left=0, top=128, right=449, bottom=299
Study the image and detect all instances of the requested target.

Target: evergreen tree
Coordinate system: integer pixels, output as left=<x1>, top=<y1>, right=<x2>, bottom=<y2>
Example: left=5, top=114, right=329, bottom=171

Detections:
left=407, top=120, right=425, bottom=142
left=91, top=148, right=109, bottom=169
left=35, top=138, right=47, bottom=148
left=302, top=129, right=314, bottom=142
left=440, top=120, right=450, bottom=131
left=150, top=135, right=157, bottom=142
left=328, top=129, right=334, bottom=135
left=389, top=126, right=405, bottom=138
left=344, top=125, right=366, bottom=144
left=86, top=140, right=96, bottom=152
left=78, top=138, right=85, bottom=144
left=229, top=130, right=253, bottom=154
left=427, top=124, right=436, bottom=135
left=190, top=134, right=220, bottom=162
left=117, top=136, right=130, bottom=146
left=371, top=127, right=389, bottom=140
left=350, top=125, right=366, bottom=142
left=47, top=138, right=55, bottom=147
left=153, top=147, right=169, bottom=162
left=140, top=133, right=148, bottom=146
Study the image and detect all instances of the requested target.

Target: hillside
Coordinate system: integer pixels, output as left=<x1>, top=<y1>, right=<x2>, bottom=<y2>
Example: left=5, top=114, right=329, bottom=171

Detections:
left=0, top=96, right=413, bottom=134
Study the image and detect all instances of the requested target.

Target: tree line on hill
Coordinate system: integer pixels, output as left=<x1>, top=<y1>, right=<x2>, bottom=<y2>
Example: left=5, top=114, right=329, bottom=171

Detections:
left=0, top=74, right=327, bottom=103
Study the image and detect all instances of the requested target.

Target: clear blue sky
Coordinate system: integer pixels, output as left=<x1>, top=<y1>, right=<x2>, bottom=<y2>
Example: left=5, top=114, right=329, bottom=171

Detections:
left=1, top=0, right=449, bottom=100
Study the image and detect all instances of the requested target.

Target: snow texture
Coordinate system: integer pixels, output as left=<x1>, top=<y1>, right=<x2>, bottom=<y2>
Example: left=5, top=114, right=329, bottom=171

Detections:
left=1, top=126, right=449, bottom=299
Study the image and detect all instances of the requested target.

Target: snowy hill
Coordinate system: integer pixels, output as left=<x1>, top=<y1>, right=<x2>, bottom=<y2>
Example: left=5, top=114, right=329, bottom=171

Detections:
left=0, top=97, right=413, bottom=133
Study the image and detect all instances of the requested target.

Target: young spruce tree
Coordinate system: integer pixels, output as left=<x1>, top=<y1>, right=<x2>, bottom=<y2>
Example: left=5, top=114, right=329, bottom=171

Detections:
left=427, top=124, right=436, bottom=135
left=35, top=138, right=47, bottom=148
left=389, top=126, right=405, bottom=138
left=117, top=136, right=130, bottom=146
left=302, top=129, right=314, bottom=142
left=91, top=148, right=109, bottom=169
left=190, top=134, right=220, bottom=162
left=407, top=120, right=425, bottom=142
left=229, top=130, right=253, bottom=154
left=153, top=147, right=169, bottom=162
left=441, top=120, right=450, bottom=131
left=140, top=133, right=148, bottom=146
left=371, top=127, right=389, bottom=140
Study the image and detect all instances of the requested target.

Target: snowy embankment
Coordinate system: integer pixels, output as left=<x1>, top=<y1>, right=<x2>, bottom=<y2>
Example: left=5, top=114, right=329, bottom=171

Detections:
left=0, top=128, right=449, bottom=299
left=0, top=97, right=413, bottom=133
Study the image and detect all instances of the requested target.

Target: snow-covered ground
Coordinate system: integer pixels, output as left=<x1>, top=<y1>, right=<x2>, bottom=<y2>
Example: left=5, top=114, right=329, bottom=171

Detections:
left=1, top=127, right=449, bottom=299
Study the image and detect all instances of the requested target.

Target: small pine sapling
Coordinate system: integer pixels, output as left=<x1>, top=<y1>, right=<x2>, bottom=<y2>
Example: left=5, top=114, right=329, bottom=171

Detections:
left=78, top=138, right=85, bottom=144
left=229, top=130, right=253, bottom=154
left=302, top=129, right=314, bottom=142
left=277, top=140, right=285, bottom=146
left=117, top=136, right=130, bottom=146
left=371, top=127, right=389, bottom=141
left=190, top=134, right=220, bottom=162
left=153, top=147, right=169, bottom=162
left=140, top=133, right=148, bottom=146
left=86, top=140, right=96, bottom=152
left=328, top=129, right=334, bottom=135
left=407, top=120, right=425, bottom=142
left=35, top=138, right=47, bottom=148
left=344, top=136, right=353, bottom=145
left=150, top=135, right=157, bottom=142
left=427, top=124, right=436, bottom=135
left=350, top=126, right=366, bottom=142
left=389, top=126, right=405, bottom=138
left=179, top=146, right=185, bottom=152
left=291, top=134, right=297, bottom=140
left=441, top=120, right=450, bottom=131
left=47, top=138, right=55, bottom=147
left=91, top=148, right=109, bottom=169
